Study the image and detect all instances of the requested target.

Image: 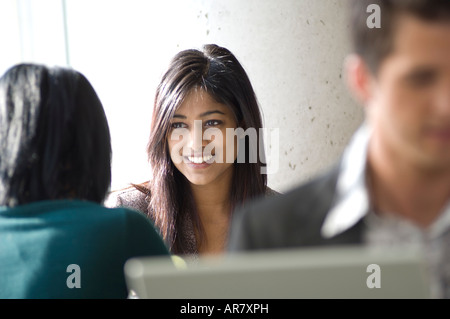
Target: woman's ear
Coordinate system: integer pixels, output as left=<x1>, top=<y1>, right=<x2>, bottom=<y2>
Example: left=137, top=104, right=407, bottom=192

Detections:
left=343, top=54, right=375, bottom=107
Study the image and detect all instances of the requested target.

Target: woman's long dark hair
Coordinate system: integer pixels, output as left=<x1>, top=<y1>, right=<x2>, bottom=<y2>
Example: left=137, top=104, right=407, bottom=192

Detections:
left=0, top=63, right=112, bottom=207
left=142, top=44, right=267, bottom=253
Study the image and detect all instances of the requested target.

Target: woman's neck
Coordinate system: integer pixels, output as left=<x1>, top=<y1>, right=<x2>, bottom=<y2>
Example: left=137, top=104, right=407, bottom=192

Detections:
left=190, top=166, right=233, bottom=215
left=190, top=167, right=234, bottom=255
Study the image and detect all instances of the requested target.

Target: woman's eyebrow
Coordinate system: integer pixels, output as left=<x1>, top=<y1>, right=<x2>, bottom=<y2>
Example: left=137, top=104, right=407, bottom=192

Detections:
left=172, top=110, right=225, bottom=119
left=199, top=110, right=225, bottom=117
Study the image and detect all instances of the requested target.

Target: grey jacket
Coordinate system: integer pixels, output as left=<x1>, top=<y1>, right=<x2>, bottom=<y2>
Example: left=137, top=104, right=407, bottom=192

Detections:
left=227, top=163, right=365, bottom=252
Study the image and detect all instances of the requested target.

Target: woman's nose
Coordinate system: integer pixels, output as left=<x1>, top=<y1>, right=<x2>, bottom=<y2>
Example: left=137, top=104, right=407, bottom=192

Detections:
left=188, top=120, right=209, bottom=151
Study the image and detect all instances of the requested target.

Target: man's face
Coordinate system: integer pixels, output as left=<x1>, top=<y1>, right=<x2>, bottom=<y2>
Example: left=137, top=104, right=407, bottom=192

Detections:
left=367, top=14, right=450, bottom=172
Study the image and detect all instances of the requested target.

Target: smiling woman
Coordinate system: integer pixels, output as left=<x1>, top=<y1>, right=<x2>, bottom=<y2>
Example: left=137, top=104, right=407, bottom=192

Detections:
left=105, top=44, right=279, bottom=257
left=167, top=89, right=239, bottom=186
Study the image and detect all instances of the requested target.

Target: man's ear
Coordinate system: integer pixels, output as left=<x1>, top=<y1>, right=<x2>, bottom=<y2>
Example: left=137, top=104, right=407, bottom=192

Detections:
left=343, top=54, right=375, bottom=106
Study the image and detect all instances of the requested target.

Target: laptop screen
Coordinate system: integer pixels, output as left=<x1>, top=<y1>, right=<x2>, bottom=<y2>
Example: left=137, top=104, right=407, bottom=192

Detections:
left=124, top=245, right=431, bottom=299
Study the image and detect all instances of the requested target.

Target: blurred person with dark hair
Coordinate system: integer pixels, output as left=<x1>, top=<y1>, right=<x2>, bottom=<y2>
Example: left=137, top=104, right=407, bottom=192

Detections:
left=106, top=44, right=278, bottom=257
left=0, top=63, right=170, bottom=299
left=228, top=0, right=450, bottom=298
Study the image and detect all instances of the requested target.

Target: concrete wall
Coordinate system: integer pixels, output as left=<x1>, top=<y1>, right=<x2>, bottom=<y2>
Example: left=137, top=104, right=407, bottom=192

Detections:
left=193, top=0, right=365, bottom=192
left=2, top=0, right=365, bottom=193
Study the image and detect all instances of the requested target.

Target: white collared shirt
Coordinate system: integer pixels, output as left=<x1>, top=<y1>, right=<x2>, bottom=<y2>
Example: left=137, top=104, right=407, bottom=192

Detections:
left=320, top=122, right=450, bottom=298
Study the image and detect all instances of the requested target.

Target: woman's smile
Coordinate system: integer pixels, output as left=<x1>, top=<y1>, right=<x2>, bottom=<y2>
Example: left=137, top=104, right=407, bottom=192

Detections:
left=186, top=154, right=216, bottom=164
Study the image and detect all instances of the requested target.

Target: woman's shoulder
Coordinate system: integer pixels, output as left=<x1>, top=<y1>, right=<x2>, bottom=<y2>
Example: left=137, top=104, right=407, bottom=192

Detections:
left=104, top=183, right=150, bottom=215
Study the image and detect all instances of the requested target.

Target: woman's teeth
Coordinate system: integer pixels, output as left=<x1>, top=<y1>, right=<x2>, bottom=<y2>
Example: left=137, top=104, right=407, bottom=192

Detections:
left=188, top=154, right=214, bottom=164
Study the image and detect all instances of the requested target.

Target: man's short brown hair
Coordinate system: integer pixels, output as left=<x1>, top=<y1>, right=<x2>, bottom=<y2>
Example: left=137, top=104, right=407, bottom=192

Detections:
left=350, top=0, right=450, bottom=74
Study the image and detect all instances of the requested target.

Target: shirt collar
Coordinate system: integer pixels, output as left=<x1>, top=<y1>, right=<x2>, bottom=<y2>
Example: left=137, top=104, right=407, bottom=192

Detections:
left=428, top=202, right=450, bottom=239
left=321, top=122, right=371, bottom=238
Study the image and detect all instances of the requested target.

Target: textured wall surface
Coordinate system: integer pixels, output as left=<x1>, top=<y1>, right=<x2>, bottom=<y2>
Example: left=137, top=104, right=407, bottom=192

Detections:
left=176, top=0, right=365, bottom=192
left=66, top=0, right=364, bottom=192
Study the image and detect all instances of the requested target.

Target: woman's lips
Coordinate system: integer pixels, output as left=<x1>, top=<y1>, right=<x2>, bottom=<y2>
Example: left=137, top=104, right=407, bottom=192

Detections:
left=187, top=154, right=214, bottom=164
left=184, top=154, right=216, bottom=168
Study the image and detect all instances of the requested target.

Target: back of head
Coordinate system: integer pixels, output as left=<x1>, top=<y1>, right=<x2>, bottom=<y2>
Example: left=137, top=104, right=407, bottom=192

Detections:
left=0, top=63, right=112, bottom=207
left=349, top=0, right=450, bottom=74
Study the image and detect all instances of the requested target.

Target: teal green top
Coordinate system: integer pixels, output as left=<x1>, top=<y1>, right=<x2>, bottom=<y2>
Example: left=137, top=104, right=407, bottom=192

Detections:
left=0, top=199, right=171, bottom=299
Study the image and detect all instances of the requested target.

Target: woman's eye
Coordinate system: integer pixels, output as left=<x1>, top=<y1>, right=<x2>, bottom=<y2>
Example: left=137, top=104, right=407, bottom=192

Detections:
left=205, top=120, right=222, bottom=127
left=171, top=122, right=187, bottom=129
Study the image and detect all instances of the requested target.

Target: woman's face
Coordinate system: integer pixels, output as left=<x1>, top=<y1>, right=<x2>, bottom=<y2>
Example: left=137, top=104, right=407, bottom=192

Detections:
left=167, top=89, right=239, bottom=186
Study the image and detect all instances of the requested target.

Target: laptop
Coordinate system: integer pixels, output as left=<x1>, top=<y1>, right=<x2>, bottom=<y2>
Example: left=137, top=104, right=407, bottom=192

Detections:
left=124, top=245, right=431, bottom=299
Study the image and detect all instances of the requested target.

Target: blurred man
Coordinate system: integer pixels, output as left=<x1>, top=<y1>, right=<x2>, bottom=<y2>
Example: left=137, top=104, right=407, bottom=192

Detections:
left=228, top=0, right=450, bottom=298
